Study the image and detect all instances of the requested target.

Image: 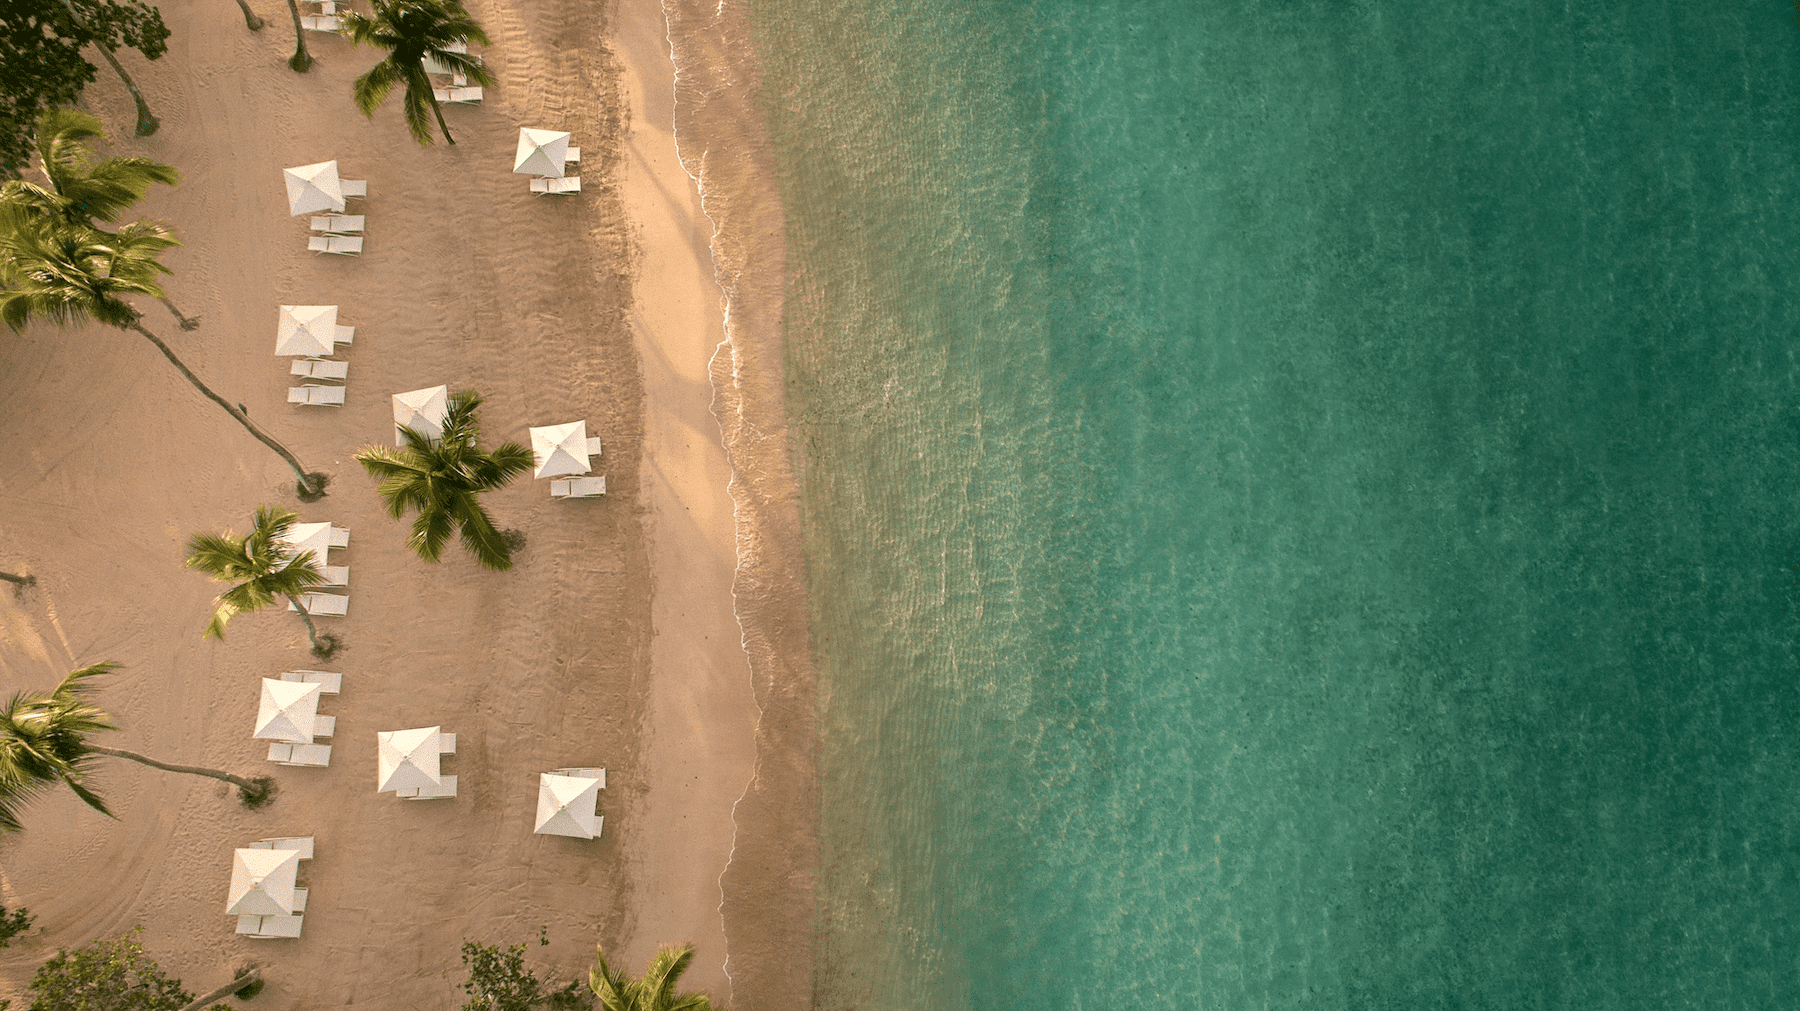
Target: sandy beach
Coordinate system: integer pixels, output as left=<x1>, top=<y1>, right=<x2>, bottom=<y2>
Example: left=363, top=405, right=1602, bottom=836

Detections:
left=0, top=0, right=807, bottom=1007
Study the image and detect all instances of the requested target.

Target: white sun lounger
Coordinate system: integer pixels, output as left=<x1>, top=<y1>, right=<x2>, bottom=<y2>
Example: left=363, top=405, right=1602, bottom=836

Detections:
left=553, top=767, right=606, bottom=787
left=586, top=436, right=602, bottom=456
left=267, top=742, right=332, bottom=766
left=307, top=235, right=363, bottom=255
left=310, top=214, right=364, bottom=234
left=289, top=593, right=348, bottom=616
left=440, top=732, right=457, bottom=755
left=312, top=715, right=336, bottom=738
left=341, top=180, right=367, bottom=198
left=551, top=476, right=605, bottom=498
left=432, top=86, right=484, bottom=104
left=291, top=358, right=350, bottom=381
left=328, top=526, right=350, bottom=548
left=315, top=565, right=349, bottom=587
left=249, top=836, right=315, bottom=858
left=287, top=384, right=346, bottom=406
left=300, top=14, right=338, bottom=30
left=336, top=325, right=354, bottom=344
left=529, top=176, right=581, bottom=195
left=281, top=670, right=342, bottom=694
left=310, top=0, right=337, bottom=12
left=566, top=147, right=581, bottom=165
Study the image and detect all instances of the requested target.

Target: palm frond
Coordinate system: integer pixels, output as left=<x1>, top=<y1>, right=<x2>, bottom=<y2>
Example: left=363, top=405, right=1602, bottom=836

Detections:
left=352, top=58, right=405, bottom=119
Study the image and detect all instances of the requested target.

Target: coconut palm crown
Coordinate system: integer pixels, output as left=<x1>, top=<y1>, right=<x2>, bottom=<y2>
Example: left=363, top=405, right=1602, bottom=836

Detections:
left=340, top=0, right=494, bottom=145
left=0, top=108, right=179, bottom=229
left=0, top=663, right=117, bottom=830
left=588, top=945, right=718, bottom=1011
left=185, top=506, right=327, bottom=641
left=354, top=389, right=531, bottom=570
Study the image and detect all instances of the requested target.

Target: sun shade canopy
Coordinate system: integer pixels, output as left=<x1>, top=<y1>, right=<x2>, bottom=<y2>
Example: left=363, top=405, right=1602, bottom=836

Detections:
left=275, top=305, right=341, bottom=357
left=377, top=726, right=445, bottom=792
left=392, top=386, right=449, bottom=445
left=534, top=772, right=603, bottom=838
left=512, top=129, right=570, bottom=178
left=528, top=422, right=592, bottom=479
left=227, top=847, right=301, bottom=915
left=255, top=678, right=322, bottom=743
left=284, top=160, right=346, bottom=215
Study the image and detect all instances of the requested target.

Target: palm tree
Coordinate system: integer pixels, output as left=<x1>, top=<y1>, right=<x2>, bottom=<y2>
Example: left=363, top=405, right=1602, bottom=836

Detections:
left=0, top=108, right=195, bottom=328
left=354, top=390, right=531, bottom=570
left=0, top=206, right=330, bottom=500
left=0, top=572, right=32, bottom=588
left=340, top=0, right=494, bottom=145
left=235, top=0, right=266, bottom=30
left=53, top=0, right=159, bottom=137
left=284, top=0, right=314, bottom=72
left=186, top=506, right=341, bottom=659
left=588, top=945, right=718, bottom=1011
left=0, top=663, right=274, bottom=832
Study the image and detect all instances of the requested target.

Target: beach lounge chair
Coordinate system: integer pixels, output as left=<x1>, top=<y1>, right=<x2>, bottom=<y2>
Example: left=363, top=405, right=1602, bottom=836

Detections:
left=282, top=670, right=343, bottom=694
left=440, top=732, right=457, bottom=755
left=300, top=14, right=339, bottom=30
left=587, top=436, right=603, bottom=456
left=433, top=86, right=484, bottom=104
left=328, top=526, right=350, bottom=548
left=307, top=235, right=363, bottom=255
left=310, top=0, right=337, bottom=13
left=287, top=384, right=346, bottom=406
left=341, top=180, right=367, bottom=198
left=289, top=592, right=348, bottom=616
left=291, top=358, right=350, bottom=381
left=336, top=325, right=355, bottom=344
left=318, top=565, right=350, bottom=587
left=529, top=176, right=581, bottom=195
left=551, top=476, right=606, bottom=499
left=266, top=742, right=332, bottom=766
left=566, top=147, right=581, bottom=165
left=310, top=214, right=365, bottom=234
left=237, top=913, right=304, bottom=938
left=312, top=715, right=336, bottom=738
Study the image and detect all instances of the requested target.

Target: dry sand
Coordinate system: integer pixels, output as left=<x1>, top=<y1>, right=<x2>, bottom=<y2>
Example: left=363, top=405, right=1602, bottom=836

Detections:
left=0, top=0, right=807, bottom=1007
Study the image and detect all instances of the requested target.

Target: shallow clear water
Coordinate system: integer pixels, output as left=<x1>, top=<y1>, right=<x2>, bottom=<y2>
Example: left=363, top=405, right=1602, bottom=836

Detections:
left=748, top=1, right=1800, bottom=1006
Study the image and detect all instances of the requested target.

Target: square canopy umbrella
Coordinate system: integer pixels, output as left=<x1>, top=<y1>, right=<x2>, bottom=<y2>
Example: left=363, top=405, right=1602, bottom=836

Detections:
left=513, top=129, right=570, bottom=178
left=534, top=772, right=603, bottom=839
left=284, top=160, right=346, bottom=216
left=255, top=678, right=322, bottom=743
left=276, top=305, right=341, bottom=357
left=377, top=726, right=445, bottom=793
left=393, top=386, right=449, bottom=445
left=528, top=421, right=592, bottom=479
left=227, top=847, right=301, bottom=916
left=275, top=521, right=334, bottom=565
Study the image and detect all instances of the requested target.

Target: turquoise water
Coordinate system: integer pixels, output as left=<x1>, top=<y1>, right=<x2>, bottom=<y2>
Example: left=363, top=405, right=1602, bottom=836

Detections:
left=748, top=1, right=1800, bottom=1007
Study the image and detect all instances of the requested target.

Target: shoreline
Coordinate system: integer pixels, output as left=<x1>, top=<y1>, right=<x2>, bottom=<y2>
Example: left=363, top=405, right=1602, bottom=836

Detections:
left=655, top=1, right=820, bottom=1008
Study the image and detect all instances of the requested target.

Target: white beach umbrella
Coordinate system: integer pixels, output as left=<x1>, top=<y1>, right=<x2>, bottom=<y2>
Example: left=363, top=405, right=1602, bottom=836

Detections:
left=275, top=521, right=334, bottom=565
left=528, top=422, right=591, bottom=479
left=377, top=726, right=444, bottom=792
left=512, top=129, right=570, bottom=178
left=534, top=772, right=602, bottom=838
left=254, top=678, right=322, bottom=743
left=275, top=305, right=340, bottom=357
left=227, top=847, right=301, bottom=915
left=283, top=160, right=346, bottom=216
left=392, top=386, right=449, bottom=445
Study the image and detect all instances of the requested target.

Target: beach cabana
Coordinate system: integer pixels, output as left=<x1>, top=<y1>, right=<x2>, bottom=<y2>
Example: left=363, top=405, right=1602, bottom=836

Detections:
left=377, top=726, right=458, bottom=799
left=534, top=768, right=605, bottom=839
left=284, top=161, right=347, bottom=216
left=254, top=678, right=323, bottom=743
left=513, top=129, right=571, bottom=178
left=528, top=421, right=597, bottom=479
left=276, top=305, right=350, bottom=357
left=227, top=847, right=301, bottom=916
left=393, top=386, right=449, bottom=444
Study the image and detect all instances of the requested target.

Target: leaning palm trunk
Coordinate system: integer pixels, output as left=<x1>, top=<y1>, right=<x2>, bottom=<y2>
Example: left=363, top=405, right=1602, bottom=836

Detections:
left=127, top=321, right=327, bottom=499
left=85, top=745, right=275, bottom=806
left=284, top=593, right=337, bottom=659
left=235, top=0, right=266, bottom=30
left=95, top=46, right=159, bottom=137
left=159, top=296, right=198, bottom=330
left=0, top=572, right=32, bottom=586
left=177, top=968, right=262, bottom=1011
left=285, top=0, right=314, bottom=71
